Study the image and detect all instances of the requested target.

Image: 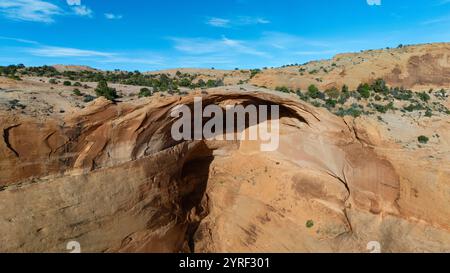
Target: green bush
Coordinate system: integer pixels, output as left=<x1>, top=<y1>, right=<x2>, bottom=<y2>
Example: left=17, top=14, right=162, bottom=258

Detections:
left=296, top=90, right=309, bottom=101
left=83, top=95, right=95, bottom=103
left=371, top=79, right=388, bottom=94
left=403, top=103, right=425, bottom=112
left=341, top=84, right=349, bottom=94
left=275, top=86, right=290, bottom=93
left=250, top=69, right=261, bottom=78
left=8, top=99, right=26, bottom=109
left=391, top=87, right=413, bottom=100
left=335, top=105, right=362, bottom=118
left=325, top=99, right=337, bottom=108
left=63, top=81, right=72, bottom=86
left=73, top=82, right=82, bottom=87
left=306, top=220, right=314, bottom=228
left=357, top=83, right=371, bottom=99
left=418, top=135, right=429, bottom=144
left=95, top=80, right=118, bottom=101
left=138, top=87, right=152, bottom=98
left=311, top=101, right=322, bottom=107
left=179, top=78, right=192, bottom=87
left=307, top=84, right=323, bottom=99
left=370, top=102, right=394, bottom=113
left=417, top=92, right=431, bottom=102
left=325, top=87, right=340, bottom=99
left=73, top=89, right=82, bottom=96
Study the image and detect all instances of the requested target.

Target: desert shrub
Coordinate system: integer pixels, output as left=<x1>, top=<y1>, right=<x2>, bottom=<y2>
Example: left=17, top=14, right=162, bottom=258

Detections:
left=325, top=99, right=337, bottom=108
left=206, top=79, right=223, bottom=88
left=370, top=102, right=394, bottom=114
left=357, top=83, right=371, bottom=99
left=138, top=87, right=152, bottom=98
left=179, top=78, right=191, bottom=87
left=8, top=99, right=26, bottom=109
left=335, top=105, right=362, bottom=118
left=307, top=84, right=323, bottom=99
left=73, top=82, right=82, bottom=87
left=83, top=95, right=95, bottom=103
left=389, top=87, right=411, bottom=100
left=275, top=86, right=290, bottom=93
left=403, top=103, right=425, bottom=112
left=325, top=87, right=340, bottom=99
left=95, top=80, right=118, bottom=101
left=49, top=79, right=58, bottom=84
left=63, top=81, right=72, bottom=86
left=73, top=89, right=82, bottom=96
left=417, top=92, right=431, bottom=102
left=306, top=220, right=314, bottom=228
left=250, top=69, right=261, bottom=78
left=434, top=89, right=448, bottom=100
left=418, top=135, right=429, bottom=144
left=311, top=101, right=322, bottom=107
left=296, top=90, right=309, bottom=101
left=341, top=84, right=349, bottom=94
left=371, top=79, right=388, bottom=94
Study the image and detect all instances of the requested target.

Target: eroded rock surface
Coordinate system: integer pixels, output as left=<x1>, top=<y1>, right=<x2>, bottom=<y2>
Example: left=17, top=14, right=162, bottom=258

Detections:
left=0, top=89, right=449, bottom=252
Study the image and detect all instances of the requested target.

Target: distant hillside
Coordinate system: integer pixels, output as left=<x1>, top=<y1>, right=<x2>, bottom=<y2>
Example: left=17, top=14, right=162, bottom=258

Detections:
left=52, top=64, right=98, bottom=73
left=249, top=42, right=450, bottom=91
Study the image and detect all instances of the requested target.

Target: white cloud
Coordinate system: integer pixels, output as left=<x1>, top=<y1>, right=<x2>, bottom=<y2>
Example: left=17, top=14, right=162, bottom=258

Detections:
left=206, top=17, right=230, bottom=27
left=0, top=0, right=94, bottom=22
left=206, top=16, right=270, bottom=28
left=72, top=5, right=92, bottom=17
left=0, top=0, right=62, bottom=23
left=367, top=0, right=381, bottom=6
left=66, top=0, right=92, bottom=17
left=29, top=46, right=114, bottom=57
left=66, top=0, right=81, bottom=6
left=171, top=36, right=268, bottom=57
left=0, top=36, right=39, bottom=45
left=105, top=13, right=123, bottom=20
left=237, top=16, right=270, bottom=25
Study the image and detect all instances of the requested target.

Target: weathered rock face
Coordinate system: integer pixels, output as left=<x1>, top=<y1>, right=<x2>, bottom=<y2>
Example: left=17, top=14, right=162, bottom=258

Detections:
left=0, top=90, right=449, bottom=253
left=250, top=43, right=450, bottom=91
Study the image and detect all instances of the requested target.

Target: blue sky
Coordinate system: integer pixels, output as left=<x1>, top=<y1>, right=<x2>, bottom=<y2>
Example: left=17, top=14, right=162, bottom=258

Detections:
left=0, top=0, right=450, bottom=71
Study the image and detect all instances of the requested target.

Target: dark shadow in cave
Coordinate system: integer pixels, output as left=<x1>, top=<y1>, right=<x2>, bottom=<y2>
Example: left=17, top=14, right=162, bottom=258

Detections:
left=178, top=141, right=213, bottom=253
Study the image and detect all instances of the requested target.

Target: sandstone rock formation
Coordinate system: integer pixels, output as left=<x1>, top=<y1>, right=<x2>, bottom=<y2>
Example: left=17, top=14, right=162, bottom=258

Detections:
left=250, top=43, right=450, bottom=91
left=1, top=89, right=448, bottom=253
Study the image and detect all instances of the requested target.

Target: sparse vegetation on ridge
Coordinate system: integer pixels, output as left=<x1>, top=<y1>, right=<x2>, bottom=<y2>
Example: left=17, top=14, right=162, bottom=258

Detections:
left=270, top=78, right=450, bottom=119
